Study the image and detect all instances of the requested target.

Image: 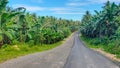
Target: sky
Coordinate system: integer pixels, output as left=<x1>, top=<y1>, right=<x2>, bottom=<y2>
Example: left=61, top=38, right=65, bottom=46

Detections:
left=8, top=0, right=120, bottom=21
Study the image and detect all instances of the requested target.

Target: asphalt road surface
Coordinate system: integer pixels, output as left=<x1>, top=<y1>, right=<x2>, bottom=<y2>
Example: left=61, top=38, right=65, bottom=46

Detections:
left=0, top=33, right=119, bottom=68
left=64, top=33, right=119, bottom=68
left=0, top=34, right=74, bottom=68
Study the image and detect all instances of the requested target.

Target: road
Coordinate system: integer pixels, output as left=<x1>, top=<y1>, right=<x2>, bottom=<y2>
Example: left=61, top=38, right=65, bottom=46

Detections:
left=0, top=34, right=74, bottom=68
left=0, top=33, right=119, bottom=68
left=64, top=33, right=119, bottom=68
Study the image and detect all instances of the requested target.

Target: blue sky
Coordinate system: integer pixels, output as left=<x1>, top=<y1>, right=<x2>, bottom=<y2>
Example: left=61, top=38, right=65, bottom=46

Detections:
left=8, top=0, right=120, bottom=21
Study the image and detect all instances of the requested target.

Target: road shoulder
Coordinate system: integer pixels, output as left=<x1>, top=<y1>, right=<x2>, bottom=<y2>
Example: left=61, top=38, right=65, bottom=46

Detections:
left=0, top=33, right=75, bottom=68
left=80, top=37, right=120, bottom=67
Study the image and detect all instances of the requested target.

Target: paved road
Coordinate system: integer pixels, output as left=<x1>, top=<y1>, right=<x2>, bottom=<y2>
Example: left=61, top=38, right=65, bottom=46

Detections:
left=0, top=33, right=119, bottom=68
left=0, top=34, right=74, bottom=68
left=64, top=33, right=119, bottom=68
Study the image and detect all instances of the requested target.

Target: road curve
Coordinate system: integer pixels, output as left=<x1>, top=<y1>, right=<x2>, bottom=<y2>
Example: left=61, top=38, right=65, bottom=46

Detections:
left=64, top=33, right=119, bottom=68
left=0, top=33, right=74, bottom=68
left=0, top=33, right=119, bottom=68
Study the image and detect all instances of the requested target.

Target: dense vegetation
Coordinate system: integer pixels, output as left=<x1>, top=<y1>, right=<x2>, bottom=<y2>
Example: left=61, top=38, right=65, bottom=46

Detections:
left=80, top=1, right=120, bottom=58
left=0, top=0, right=80, bottom=62
left=0, top=0, right=80, bottom=48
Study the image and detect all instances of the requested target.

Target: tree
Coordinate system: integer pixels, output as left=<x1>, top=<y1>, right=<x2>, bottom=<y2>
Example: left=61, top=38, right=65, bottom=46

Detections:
left=0, top=0, right=26, bottom=47
left=80, top=1, right=120, bottom=38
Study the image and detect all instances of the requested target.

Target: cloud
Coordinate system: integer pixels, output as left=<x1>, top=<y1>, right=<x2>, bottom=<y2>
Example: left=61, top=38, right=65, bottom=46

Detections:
left=70, top=0, right=120, bottom=3
left=66, top=2, right=88, bottom=6
left=54, top=11, right=84, bottom=14
left=12, top=4, right=45, bottom=12
left=12, top=3, right=85, bottom=15
left=12, top=4, right=85, bottom=15
left=49, top=8, right=66, bottom=11
left=66, top=0, right=90, bottom=7
left=67, top=0, right=120, bottom=6
left=50, top=7, right=85, bottom=15
left=88, top=0, right=120, bottom=3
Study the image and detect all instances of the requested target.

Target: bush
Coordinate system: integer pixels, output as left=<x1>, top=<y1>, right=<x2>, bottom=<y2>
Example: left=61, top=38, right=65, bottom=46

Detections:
left=101, top=36, right=109, bottom=45
left=12, top=40, right=19, bottom=45
left=89, top=38, right=101, bottom=45
left=62, top=28, right=71, bottom=38
left=27, top=40, right=34, bottom=46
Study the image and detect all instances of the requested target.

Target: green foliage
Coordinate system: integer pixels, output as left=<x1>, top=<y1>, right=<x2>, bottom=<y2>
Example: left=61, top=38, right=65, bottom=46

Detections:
left=0, top=0, right=80, bottom=47
left=90, top=38, right=101, bottom=45
left=12, top=40, right=19, bottom=45
left=116, top=27, right=120, bottom=37
left=27, top=40, right=34, bottom=46
left=0, top=0, right=8, bottom=13
left=0, top=41, right=62, bottom=63
left=0, top=35, right=3, bottom=41
left=62, top=28, right=71, bottom=38
left=0, top=0, right=79, bottom=63
left=81, top=35, right=120, bottom=58
left=80, top=1, right=120, bottom=38
left=105, top=43, right=119, bottom=54
left=81, top=11, right=92, bottom=25
left=80, top=36, right=102, bottom=48
left=80, top=1, right=120, bottom=58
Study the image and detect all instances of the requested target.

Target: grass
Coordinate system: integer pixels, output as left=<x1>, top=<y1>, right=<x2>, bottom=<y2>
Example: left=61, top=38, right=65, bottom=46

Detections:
left=0, top=32, right=74, bottom=63
left=80, top=35, right=120, bottom=58
left=80, top=36, right=102, bottom=48
left=0, top=41, right=63, bottom=63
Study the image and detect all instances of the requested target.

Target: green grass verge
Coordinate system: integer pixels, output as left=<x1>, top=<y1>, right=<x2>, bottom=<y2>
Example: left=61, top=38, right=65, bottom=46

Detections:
left=80, top=36, right=120, bottom=58
left=80, top=36, right=102, bottom=48
left=0, top=41, right=63, bottom=63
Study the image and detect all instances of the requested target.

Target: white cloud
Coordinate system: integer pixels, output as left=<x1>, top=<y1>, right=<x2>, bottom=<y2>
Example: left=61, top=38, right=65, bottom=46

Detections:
left=67, top=0, right=120, bottom=6
left=50, top=7, right=85, bottom=15
left=69, top=0, right=120, bottom=3
left=66, top=2, right=88, bottom=6
left=12, top=4, right=85, bottom=15
left=49, top=8, right=66, bottom=11
left=54, top=11, right=84, bottom=14
left=12, top=4, right=45, bottom=12
left=67, top=0, right=90, bottom=7
left=88, top=0, right=120, bottom=3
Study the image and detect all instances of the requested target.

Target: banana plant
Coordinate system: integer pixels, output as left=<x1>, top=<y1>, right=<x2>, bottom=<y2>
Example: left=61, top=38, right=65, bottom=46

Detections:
left=81, top=1, right=120, bottom=39
left=0, top=0, right=26, bottom=47
left=0, top=0, right=80, bottom=46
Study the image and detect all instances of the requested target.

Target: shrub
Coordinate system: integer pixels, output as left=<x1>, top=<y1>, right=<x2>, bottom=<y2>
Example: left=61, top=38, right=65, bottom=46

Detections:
left=89, top=38, right=101, bottom=45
